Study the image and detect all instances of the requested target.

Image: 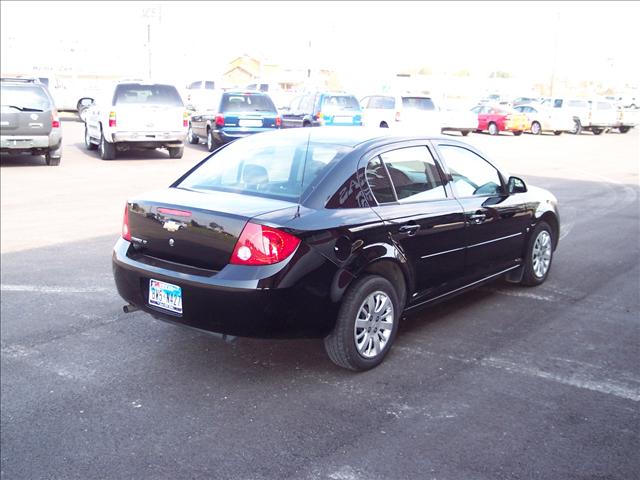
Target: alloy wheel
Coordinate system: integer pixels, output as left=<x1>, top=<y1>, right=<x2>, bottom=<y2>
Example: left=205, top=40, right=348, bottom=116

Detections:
left=354, top=291, right=394, bottom=358
left=532, top=230, right=552, bottom=278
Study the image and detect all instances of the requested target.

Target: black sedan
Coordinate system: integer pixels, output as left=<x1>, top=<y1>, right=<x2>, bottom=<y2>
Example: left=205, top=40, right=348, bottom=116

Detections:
left=113, top=128, right=559, bottom=370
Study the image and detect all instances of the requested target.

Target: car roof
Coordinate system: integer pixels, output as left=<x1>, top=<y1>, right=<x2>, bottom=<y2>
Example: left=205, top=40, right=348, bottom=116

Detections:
left=250, top=126, right=455, bottom=148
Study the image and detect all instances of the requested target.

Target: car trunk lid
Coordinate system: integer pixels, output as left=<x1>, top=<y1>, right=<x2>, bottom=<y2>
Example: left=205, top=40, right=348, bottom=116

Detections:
left=127, top=188, right=297, bottom=271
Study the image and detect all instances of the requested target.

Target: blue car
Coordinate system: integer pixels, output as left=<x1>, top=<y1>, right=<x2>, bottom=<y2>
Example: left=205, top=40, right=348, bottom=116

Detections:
left=281, top=91, right=363, bottom=128
left=188, top=91, right=281, bottom=151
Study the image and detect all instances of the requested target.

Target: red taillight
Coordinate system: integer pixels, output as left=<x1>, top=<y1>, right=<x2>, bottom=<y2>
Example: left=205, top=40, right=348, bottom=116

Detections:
left=215, top=114, right=225, bottom=127
left=183, top=111, right=189, bottom=127
left=395, top=111, right=401, bottom=122
left=275, top=116, right=282, bottom=127
left=109, top=111, right=116, bottom=128
left=122, top=203, right=131, bottom=241
left=51, top=110, right=60, bottom=128
left=230, top=222, right=300, bottom=266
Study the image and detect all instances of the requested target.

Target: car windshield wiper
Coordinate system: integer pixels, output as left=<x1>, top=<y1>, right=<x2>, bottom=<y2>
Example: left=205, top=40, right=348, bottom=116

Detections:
left=1, top=105, right=44, bottom=112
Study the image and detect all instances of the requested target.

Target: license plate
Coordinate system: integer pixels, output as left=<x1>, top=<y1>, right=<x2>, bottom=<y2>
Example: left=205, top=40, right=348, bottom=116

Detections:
left=333, top=116, right=353, bottom=124
left=239, top=119, right=262, bottom=127
left=149, top=279, right=183, bottom=314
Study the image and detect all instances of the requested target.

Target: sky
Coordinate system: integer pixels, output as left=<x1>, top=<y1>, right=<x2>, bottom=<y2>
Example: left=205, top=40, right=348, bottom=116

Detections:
left=2, top=1, right=639, bottom=92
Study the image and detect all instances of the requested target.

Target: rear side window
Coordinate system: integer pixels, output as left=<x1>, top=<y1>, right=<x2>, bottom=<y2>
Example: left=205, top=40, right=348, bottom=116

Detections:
left=177, top=134, right=351, bottom=201
left=0, top=85, right=51, bottom=111
left=113, top=84, right=183, bottom=106
left=221, top=94, right=277, bottom=113
left=366, top=157, right=395, bottom=204
left=321, top=95, right=360, bottom=110
left=368, top=96, right=395, bottom=109
left=402, top=97, right=435, bottom=111
left=377, top=146, right=447, bottom=203
left=204, top=81, right=215, bottom=90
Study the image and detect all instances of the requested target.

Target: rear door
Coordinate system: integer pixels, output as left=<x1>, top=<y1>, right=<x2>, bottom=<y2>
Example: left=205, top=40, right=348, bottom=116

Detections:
left=365, top=143, right=466, bottom=300
left=113, top=83, right=185, bottom=132
left=0, top=84, right=54, bottom=137
left=434, top=142, right=532, bottom=280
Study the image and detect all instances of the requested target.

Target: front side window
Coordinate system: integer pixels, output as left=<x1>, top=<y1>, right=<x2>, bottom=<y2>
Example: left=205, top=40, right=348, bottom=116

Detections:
left=438, top=145, right=503, bottom=197
left=189, top=81, right=202, bottom=89
left=379, top=146, right=446, bottom=202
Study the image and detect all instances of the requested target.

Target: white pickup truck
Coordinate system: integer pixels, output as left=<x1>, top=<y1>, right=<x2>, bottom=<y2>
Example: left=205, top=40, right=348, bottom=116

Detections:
left=84, top=81, right=188, bottom=160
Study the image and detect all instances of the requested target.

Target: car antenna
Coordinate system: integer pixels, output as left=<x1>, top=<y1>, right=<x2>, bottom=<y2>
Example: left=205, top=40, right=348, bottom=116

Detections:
left=296, top=130, right=312, bottom=218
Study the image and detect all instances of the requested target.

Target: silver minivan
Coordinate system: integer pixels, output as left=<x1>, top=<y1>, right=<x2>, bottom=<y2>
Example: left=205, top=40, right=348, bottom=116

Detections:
left=0, top=78, right=62, bottom=165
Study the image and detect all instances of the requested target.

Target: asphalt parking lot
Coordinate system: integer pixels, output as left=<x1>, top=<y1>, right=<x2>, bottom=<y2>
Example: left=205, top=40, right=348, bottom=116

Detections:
left=1, top=121, right=639, bottom=479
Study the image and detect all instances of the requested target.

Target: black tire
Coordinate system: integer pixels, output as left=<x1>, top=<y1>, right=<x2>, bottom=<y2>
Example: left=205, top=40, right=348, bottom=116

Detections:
left=303, top=121, right=311, bottom=128
left=571, top=119, right=582, bottom=135
left=187, top=124, right=199, bottom=144
left=324, top=275, right=400, bottom=371
left=206, top=129, right=217, bottom=152
left=531, top=121, right=542, bottom=135
left=380, top=121, right=389, bottom=128
left=168, top=146, right=184, bottom=159
left=513, top=130, right=523, bottom=136
left=592, top=128, right=603, bottom=135
left=99, top=130, right=116, bottom=160
left=461, top=130, right=470, bottom=136
left=45, top=151, right=61, bottom=166
left=84, top=125, right=97, bottom=150
left=619, top=126, right=630, bottom=134
left=553, top=130, right=563, bottom=136
left=520, top=221, right=554, bottom=286
left=488, top=122, right=499, bottom=135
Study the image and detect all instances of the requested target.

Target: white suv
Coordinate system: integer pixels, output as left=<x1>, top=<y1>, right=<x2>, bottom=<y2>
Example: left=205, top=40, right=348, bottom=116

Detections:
left=84, top=81, right=188, bottom=160
left=360, top=94, right=441, bottom=135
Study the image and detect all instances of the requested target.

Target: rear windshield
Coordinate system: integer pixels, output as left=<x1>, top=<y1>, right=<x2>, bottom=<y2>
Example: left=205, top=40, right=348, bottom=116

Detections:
left=321, top=95, right=360, bottom=110
left=0, top=85, right=51, bottom=111
left=221, top=93, right=277, bottom=113
left=177, top=133, right=351, bottom=202
left=113, top=83, right=183, bottom=106
left=369, top=96, right=395, bottom=109
left=402, top=97, right=435, bottom=110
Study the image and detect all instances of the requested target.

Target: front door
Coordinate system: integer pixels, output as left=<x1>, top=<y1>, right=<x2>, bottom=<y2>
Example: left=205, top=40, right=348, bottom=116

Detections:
left=434, top=143, right=532, bottom=280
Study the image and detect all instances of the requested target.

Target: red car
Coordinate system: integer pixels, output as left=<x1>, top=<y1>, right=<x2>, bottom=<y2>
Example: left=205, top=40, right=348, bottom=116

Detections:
left=471, top=105, right=528, bottom=135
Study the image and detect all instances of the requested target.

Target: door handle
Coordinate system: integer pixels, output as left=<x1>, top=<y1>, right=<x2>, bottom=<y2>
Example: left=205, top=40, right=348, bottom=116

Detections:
left=469, top=212, right=487, bottom=223
left=399, top=224, right=421, bottom=235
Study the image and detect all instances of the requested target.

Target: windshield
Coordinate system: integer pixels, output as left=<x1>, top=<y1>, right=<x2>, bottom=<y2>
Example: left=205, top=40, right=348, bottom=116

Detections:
left=177, top=132, right=352, bottom=202
left=113, top=83, right=183, bottom=106
left=221, top=93, right=277, bottom=113
left=321, top=95, right=360, bottom=110
left=0, top=85, right=51, bottom=111
left=402, top=97, right=435, bottom=110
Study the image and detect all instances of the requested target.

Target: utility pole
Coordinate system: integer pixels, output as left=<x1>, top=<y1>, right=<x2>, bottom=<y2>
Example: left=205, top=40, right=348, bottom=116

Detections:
left=549, top=10, right=560, bottom=97
left=142, top=5, right=161, bottom=80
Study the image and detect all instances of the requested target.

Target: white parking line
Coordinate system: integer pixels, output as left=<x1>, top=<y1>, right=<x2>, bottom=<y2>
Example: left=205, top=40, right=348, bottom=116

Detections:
left=0, top=284, right=111, bottom=294
left=481, top=356, right=640, bottom=402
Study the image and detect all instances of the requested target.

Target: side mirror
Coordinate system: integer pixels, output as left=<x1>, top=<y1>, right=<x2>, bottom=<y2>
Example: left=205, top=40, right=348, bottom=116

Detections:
left=78, top=97, right=94, bottom=107
left=508, top=176, right=527, bottom=194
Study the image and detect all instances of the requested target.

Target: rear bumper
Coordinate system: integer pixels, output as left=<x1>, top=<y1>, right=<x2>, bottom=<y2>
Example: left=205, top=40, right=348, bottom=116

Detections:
left=0, top=132, right=62, bottom=151
left=112, top=238, right=340, bottom=338
left=111, top=131, right=186, bottom=145
left=213, top=127, right=277, bottom=144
